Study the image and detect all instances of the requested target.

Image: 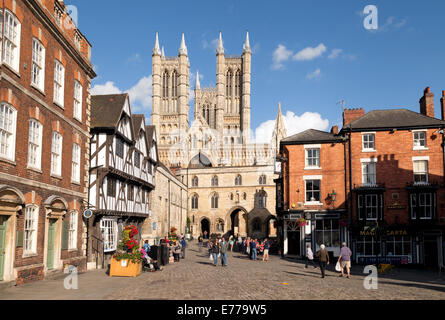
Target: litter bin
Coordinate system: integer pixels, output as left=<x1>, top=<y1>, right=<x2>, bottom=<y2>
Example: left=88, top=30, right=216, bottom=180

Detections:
left=160, top=244, right=169, bottom=266
left=148, top=245, right=161, bottom=261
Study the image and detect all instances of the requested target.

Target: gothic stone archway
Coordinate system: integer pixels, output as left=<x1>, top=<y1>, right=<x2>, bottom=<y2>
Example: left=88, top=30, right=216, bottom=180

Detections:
left=226, top=207, right=248, bottom=238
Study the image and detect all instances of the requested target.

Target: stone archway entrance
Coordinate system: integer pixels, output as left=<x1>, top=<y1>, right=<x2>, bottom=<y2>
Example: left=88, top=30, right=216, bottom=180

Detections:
left=201, top=218, right=210, bottom=237
left=228, top=207, right=247, bottom=237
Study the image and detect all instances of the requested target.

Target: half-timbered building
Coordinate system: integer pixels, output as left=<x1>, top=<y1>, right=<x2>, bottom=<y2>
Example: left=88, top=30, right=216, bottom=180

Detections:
left=88, top=94, right=157, bottom=268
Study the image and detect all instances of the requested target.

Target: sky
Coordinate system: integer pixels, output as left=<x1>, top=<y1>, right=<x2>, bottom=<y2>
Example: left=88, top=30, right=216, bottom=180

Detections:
left=69, top=0, right=445, bottom=143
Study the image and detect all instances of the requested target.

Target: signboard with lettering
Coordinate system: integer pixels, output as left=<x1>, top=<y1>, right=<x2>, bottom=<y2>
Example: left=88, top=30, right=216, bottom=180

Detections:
left=358, top=256, right=411, bottom=265
left=274, top=161, right=281, bottom=174
left=359, top=230, right=409, bottom=236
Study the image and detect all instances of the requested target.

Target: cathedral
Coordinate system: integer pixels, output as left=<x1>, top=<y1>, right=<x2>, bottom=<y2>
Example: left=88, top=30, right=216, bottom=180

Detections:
left=151, top=32, right=287, bottom=239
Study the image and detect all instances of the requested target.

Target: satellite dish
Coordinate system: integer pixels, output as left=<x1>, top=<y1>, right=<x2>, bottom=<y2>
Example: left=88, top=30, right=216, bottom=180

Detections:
left=83, top=209, right=93, bottom=219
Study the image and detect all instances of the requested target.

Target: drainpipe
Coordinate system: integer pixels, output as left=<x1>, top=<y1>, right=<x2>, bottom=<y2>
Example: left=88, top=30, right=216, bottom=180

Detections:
left=168, top=179, right=171, bottom=235
left=348, top=127, right=353, bottom=244
left=343, top=136, right=348, bottom=244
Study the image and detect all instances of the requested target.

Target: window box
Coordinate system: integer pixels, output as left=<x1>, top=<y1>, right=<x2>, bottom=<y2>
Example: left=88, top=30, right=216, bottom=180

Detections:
left=109, top=257, right=142, bottom=278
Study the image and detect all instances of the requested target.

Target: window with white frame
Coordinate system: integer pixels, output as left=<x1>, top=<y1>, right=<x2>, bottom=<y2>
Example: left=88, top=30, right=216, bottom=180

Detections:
left=0, top=103, right=17, bottom=161
left=356, top=236, right=380, bottom=257
left=305, top=179, right=321, bottom=203
left=358, top=194, right=383, bottom=221
left=0, top=10, right=3, bottom=55
left=413, top=160, right=428, bottom=184
left=315, top=219, right=340, bottom=248
left=28, top=119, right=42, bottom=169
left=31, top=38, right=45, bottom=91
left=362, top=162, right=376, bottom=186
left=68, top=211, right=78, bottom=250
left=410, top=193, right=434, bottom=220
left=53, top=60, right=65, bottom=107
left=24, top=205, right=39, bottom=255
left=306, top=148, right=320, bottom=168
left=3, top=10, right=21, bottom=72
left=100, top=218, right=117, bottom=252
left=413, top=131, right=427, bottom=149
left=73, top=80, right=82, bottom=121
left=71, top=143, right=80, bottom=183
left=386, top=236, right=411, bottom=256
left=51, top=132, right=62, bottom=176
left=362, top=133, right=375, bottom=151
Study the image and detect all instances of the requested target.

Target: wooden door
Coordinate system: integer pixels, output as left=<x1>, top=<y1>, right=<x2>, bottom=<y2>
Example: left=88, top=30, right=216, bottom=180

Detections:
left=0, top=216, right=7, bottom=280
left=47, top=219, right=56, bottom=270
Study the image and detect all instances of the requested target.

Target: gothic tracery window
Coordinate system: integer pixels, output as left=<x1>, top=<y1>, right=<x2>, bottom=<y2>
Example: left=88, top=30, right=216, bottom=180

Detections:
left=162, top=70, right=169, bottom=98
left=226, top=70, right=232, bottom=97
left=211, top=193, right=219, bottom=209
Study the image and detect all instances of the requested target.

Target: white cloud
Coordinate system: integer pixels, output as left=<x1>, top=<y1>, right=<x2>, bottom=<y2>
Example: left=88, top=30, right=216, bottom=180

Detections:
left=91, top=81, right=122, bottom=95
left=253, top=110, right=330, bottom=143
left=328, top=49, right=343, bottom=59
left=202, top=38, right=219, bottom=51
left=91, top=76, right=153, bottom=114
left=293, top=43, right=327, bottom=61
left=271, top=44, right=293, bottom=70
left=126, top=53, right=142, bottom=64
left=306, top=68, right=321, bottom=80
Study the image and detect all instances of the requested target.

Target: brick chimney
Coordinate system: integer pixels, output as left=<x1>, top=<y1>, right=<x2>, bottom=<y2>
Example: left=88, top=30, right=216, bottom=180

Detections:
left=343, top=108, right=365, bottom=127
left=330, top=125, right=339, bottom=135
left=441, top=90, right=445, bottom=121
left=419, top=87, right=435, bottom=118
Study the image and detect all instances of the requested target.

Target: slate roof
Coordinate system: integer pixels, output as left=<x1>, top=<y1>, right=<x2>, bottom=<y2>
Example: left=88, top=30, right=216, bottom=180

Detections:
left=145, top=125, right=155, bottom=150
left=344, top=109, right=445, bottom=131
left=281, top=129, right=343, bottom=145
left=90, top=94, right=128, bottom=129
left=131, top=114, right=144, bottom=136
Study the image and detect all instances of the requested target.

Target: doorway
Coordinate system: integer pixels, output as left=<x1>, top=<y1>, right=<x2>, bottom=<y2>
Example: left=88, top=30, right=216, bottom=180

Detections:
left=424, top=235, right=439, bottom=268
left=0, top=215, right=7, bottom=281
left=47, top=219, right=57, bottom=270
left=287, top=231, right=301, bottom=256
left=201, top=218, right=210, bottom=237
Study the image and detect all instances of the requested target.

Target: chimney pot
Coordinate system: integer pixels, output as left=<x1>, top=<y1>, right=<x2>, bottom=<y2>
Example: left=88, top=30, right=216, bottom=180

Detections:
left=420, top=87, right=435, bottom=118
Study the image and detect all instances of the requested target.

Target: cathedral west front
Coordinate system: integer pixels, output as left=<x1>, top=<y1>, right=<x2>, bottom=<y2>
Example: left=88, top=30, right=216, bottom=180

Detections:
left=150, top=31, right=287, bottom=239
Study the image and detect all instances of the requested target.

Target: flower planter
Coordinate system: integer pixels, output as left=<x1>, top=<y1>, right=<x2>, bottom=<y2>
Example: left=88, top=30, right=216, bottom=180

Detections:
left=109, top=257, right=142, bottom=277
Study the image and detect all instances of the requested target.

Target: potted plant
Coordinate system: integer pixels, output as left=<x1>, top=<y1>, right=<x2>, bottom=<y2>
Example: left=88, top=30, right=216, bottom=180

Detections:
left=110, top=225, right=143, bottom=277
left=185, top=217, right=191, bottom=240
left=297, top=217, right=307, bottom=227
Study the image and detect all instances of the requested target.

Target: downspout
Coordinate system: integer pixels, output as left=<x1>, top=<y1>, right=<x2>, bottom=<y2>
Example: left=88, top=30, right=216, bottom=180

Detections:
left=168, top=179, right=171, bottom=236
left=348, top=127, right=353, bottom=232
left=343, top=135, right=348, bottom=244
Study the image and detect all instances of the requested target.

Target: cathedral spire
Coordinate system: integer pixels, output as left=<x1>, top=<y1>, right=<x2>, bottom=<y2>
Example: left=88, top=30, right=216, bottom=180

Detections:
left=195, top=70, right=200, bottom=90
left=179, top=33, right=188, bottom=56
left=161, top=45, right=165, bottom=58
left=243, top=30, right=251, bottom=53
left=217, top=31, right=224, bottom=54
left=272, top=102, right=287, bottom=155
left=153, top=32, right=161, bottom=55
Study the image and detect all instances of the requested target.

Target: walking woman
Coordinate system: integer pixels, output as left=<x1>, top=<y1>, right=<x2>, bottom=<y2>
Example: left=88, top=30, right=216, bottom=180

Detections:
left=246, top=237, right=251, bottom=258
left=305, top=243, right=317, bottom=269
left=211, top=239, right=220, bottom=266
left=229, top=235, right=234, bottom=252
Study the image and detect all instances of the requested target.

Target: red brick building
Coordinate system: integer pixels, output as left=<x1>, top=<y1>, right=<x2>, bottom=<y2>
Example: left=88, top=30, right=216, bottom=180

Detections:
left=0, top=0, right=95, bottom=285
left=278, top=127, right=347, bottom=258
left=277, top=87, right=445, bottom=268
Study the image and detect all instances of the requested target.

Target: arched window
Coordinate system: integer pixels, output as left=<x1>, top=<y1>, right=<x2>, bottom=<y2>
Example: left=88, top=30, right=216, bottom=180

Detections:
left=171, top=70, right=178, bottom=97
left=259, top=174, right=266, bottom=185
left=252, top=218, right=261, bottom=232
left=226, top=70, right=232, bottom=97
left=230, top=193, right=234, bottom=201
left=235, top=70, right=241, bottom=97
left=211, top=193, right=219, bottom=209
left=162, top=70, right=169, bottom=99
left=216, top=219, right=224, bottom=232
left=192, top=176, right=198, bottom=187
left=257, top=190, right=267, bottom=208
left=211, top=175, right=218, bottom=187
left=191, top=194, right=198, bottom=209
left=243, top=193, right=247, bottom=200
left=235, top=174, right=242, bottom=186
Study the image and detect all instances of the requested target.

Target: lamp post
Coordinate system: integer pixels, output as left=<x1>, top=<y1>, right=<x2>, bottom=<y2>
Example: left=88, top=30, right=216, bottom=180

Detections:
left=329, top=189, right=337, bottom=208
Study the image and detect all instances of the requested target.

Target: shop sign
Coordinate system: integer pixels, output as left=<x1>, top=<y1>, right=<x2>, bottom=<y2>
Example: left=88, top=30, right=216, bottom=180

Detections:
left=359, top=230, right=409, bottom=236
left=358, top=256, right=411, bottom=265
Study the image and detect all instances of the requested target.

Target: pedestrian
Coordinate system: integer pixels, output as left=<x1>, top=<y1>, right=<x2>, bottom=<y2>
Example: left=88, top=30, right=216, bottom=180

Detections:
left=338, top=242, right=352, bottom=278
left=180, top=237, right=187, bottom=259
left=203, top=230, right=208, bottom=240
left=173, top=241, right=181, bottom=262
left=229, top=235, right=234, bottom=252
left=246, top=237, right=251, bottom=258
left=198, top=234, right=203, bottom=252
left=305, top=243, right=317, bottom=269
left=211, top=238, right=220, bottom=266
left=237, top=234, right=243, bottom=252
left=250, top=238, right=258, bottom=260
left=219, top=237, right=228, bottom=266
left=262, top=238, right=270, bottom=262
left=316, top=244, right=330, bottom=278
left=143, top=240, right=150, bottom=254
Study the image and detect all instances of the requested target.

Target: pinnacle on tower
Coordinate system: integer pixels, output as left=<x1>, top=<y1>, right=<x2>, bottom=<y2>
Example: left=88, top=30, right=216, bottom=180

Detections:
left=161, top=45, right=165, bottom=58
left=217, top=31, right=224, bottom=54
left=243, top=30, right=251, bottom=53
left=153, top=32, right=161, bottom=55
left=179, top=33, right=188, bottom=56
left=195, top=70, right=200, bottom=90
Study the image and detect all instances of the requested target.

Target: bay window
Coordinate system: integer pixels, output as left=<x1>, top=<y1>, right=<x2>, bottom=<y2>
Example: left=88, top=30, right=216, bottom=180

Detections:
left=315, top=219, right=340, bottom=249
left=410, top=193, right=435, bottom=220
left=100, top=218, right=117, bottom=252
left=357, top=193, right=384, bottom=221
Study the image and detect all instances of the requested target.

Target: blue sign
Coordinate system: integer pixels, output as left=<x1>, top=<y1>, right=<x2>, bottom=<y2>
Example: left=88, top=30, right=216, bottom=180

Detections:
left=83, top=209, right=93, bottom=219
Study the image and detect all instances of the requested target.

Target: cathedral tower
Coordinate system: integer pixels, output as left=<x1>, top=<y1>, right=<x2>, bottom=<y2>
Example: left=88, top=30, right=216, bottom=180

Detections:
left=151, top=33, right=190, bottom=166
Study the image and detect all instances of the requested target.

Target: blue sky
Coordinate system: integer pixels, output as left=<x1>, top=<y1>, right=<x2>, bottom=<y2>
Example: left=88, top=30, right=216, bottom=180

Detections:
left=70, top=0, right=445, bottom=142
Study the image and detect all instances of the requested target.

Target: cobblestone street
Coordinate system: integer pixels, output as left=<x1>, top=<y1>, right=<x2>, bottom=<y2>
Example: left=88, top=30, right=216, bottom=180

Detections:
left=1, top=241, right=444, bottom=300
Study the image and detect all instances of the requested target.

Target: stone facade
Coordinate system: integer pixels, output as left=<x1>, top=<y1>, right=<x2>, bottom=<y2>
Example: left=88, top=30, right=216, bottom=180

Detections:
left=0, top=0, right=95, bottom=284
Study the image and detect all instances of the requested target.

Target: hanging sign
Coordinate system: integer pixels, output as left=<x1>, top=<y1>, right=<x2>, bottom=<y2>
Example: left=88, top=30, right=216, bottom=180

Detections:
left=83, top=209, right=93, bottom=219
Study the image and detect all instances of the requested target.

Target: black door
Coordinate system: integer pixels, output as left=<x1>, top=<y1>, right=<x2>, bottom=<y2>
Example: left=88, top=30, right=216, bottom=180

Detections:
left=424, top=236, right=438, bottom=268
left=288, top=231, right=301, bottom=255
